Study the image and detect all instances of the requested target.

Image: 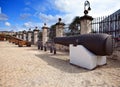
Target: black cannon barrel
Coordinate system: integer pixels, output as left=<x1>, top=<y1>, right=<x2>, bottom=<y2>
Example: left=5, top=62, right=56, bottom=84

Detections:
left=54, top=34, right=113, bottom=56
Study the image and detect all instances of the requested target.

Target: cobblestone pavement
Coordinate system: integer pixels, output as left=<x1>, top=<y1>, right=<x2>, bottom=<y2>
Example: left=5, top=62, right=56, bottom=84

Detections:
left=0, top=41, right=120, bottom=87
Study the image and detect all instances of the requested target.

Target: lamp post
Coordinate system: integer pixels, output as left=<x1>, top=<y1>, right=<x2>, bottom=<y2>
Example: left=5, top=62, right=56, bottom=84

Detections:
left=84, top=0, right=91, bottom=15
left=79, top=0, right=93, bottom=34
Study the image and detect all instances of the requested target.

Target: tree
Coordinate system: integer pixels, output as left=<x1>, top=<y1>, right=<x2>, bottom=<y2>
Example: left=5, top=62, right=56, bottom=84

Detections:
left=38, top=31, right=42, bottom=40
left=69, top=16, right=80, bottom=35
left=49, top=24, right=56, bottom=40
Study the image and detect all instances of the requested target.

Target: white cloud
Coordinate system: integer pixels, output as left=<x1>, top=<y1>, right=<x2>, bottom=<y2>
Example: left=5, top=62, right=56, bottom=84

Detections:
left=36, top=12, right=61, bottom=23
left=13, top=0, right=120, bottom=31
left=20, top=0, right=120, bottom=30
left=25, top=1, right=31, bottom=5
left=23, top=21, right=45, bottom=29
left=17, top=28, right=26, bottom=31
left=23, top=22, right=33, bottom=28
left=23, top=7, right=30, bottom=12
left=5, top=22, right=11, bottom=26
left=0, top=13, right=8, bottom=21
left=27, top=0, right=49, bottom=12
left=35, top=12, right=76, bottom=27
left=40, top=0, right=120, bottom=24
left=8, top=22, right=45, bottom=32
left=54, top=0, right=83, bottom=14
left=55, top=0, right=119, bottom=17
left=89, top=0, right=120, bottom=17
left=54, top=0, right=120, bottom=17
left=20, top=13, right=31, bottom=20
left=53, top=0, right=84, bottom=23
left=8, top=24, right=27, bottom=32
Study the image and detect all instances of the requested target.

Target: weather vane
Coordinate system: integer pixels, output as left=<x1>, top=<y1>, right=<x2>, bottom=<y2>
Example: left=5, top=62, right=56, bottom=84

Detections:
left=84, top=0, right=91, bottom=15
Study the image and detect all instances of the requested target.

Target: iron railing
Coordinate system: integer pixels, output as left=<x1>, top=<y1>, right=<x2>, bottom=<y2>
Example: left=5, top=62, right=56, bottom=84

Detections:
left=91, top=14, right=120, bottom=38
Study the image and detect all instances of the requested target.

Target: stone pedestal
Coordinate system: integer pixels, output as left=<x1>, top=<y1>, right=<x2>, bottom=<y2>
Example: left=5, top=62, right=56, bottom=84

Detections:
left=80, top=15, right=93, bottom=34
left=27, top=29, right=32, bottom=42
left=23, top=30, right=27, bottom=41
left=55, top=18, right=65, bottom=37
left=16, top=32, right=19, bottom=38
left=33, top=27, right=39, bottom=45
left=19, top=32, right=22, bottom=39
left=55, top=18, right=65, bottom=50
left=70, top=44, right=106, bottom=70
left=42, top=23, right=48, bottom=46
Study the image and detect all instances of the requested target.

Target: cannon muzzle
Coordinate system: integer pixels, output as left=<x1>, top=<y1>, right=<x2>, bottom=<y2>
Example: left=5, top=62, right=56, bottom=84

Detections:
left=54, top=34, right=113, bottom=56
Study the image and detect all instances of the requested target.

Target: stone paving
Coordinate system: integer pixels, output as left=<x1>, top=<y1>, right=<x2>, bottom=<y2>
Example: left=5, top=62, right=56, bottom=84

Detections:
left=0, top=41, right=120, bottom=87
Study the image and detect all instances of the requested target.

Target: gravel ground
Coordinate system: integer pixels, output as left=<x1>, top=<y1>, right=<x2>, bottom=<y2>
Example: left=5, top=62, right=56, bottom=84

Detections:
left=0, top=41, right=120, bottom=87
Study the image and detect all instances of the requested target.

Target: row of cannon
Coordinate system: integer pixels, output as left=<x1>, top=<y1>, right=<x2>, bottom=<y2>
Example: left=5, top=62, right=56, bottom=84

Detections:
left=7, top=33, right=114, bottom=56
left=8, top=35, right=31, bottom=47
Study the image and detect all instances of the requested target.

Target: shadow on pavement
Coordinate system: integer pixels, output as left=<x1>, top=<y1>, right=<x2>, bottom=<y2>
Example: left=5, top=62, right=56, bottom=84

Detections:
left=35, top=51, right=120, bottom=73
left=35, top=53, right=90, bottom=73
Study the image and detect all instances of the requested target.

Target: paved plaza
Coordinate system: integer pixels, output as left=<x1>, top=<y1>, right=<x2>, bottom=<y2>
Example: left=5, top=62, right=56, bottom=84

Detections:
left=0, top=41, right=120, bottom=87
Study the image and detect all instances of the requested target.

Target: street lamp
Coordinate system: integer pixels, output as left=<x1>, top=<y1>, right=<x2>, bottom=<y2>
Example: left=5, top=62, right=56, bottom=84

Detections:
left=84, top=0, right=91, bottom=15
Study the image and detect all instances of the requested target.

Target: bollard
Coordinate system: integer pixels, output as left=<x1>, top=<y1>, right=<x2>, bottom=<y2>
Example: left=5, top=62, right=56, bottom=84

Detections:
left=38, top=45, right=40, bottom=50
left=44, top=46, right=47, bottom=51
left=53, top=47, right=56, bottom=54
left=41, top=45, right=43, bottom=50
left=50, top=47, right=53, bottom=53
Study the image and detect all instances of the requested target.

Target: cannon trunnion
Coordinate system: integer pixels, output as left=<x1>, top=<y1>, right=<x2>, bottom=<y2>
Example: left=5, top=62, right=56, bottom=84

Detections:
left=54, top=34, right=113, bottom=56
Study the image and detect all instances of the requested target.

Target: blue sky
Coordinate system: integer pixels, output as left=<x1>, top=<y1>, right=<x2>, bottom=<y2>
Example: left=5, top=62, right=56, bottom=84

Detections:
left=0, top=0, right=120, bottom=31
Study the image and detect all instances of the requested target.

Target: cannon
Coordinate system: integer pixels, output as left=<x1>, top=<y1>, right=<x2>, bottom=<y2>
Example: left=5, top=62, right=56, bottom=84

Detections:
left=54, top=33, right=113, bottom=56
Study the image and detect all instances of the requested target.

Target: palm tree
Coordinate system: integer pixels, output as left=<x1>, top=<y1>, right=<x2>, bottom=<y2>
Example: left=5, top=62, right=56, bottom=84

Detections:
left=49, top=24, right=56, bottom=40
left=69, top=16, right=80, bottom=35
